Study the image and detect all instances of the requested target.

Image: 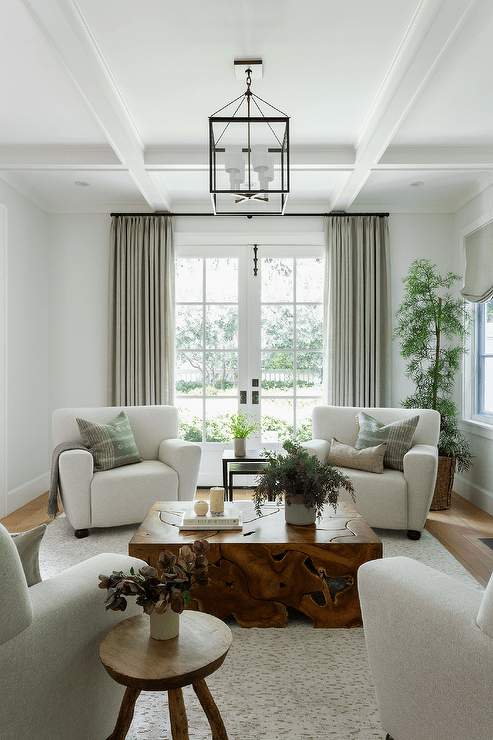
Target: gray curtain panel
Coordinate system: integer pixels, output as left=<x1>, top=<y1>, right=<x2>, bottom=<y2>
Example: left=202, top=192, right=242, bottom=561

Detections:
left=325, top=215, right=391, bottom=407
left=108, top=215, right=175, bottom=406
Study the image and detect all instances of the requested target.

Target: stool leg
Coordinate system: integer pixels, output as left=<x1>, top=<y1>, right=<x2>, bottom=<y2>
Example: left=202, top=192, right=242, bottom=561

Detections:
left=107, top=686, right=140, bottom=740
left=168, top=687, right=190, bottom=740
left=192, top=678, right=229, bottom=740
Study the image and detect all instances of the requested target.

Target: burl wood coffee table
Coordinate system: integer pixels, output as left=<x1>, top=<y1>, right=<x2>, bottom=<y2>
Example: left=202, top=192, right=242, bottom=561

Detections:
left=100, top=611, right=232, bottom=740
left=129, top=500, right=382, bottom=629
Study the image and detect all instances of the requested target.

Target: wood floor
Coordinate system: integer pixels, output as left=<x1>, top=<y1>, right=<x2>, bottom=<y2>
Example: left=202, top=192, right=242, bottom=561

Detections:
left=425, top=492, right=493, bottom=587
left=2, top=489, right=493, bottom=587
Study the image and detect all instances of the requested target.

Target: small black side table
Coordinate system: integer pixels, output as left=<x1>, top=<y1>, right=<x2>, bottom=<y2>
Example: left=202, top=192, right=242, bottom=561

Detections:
left=221, top=449, right=268, bottom=501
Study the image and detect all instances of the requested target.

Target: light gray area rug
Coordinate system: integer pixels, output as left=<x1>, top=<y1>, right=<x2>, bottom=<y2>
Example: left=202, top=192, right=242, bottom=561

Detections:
left=40, top=515, right=482, bottom=740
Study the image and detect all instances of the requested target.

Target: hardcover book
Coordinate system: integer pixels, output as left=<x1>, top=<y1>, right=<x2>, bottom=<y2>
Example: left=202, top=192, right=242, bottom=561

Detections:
left=179, top=504, right=242, bottom=531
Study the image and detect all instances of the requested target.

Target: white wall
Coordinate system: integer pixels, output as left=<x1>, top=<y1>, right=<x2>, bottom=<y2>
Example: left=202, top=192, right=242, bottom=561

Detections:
left=453, top=183, right=493, bottom=514
left=0, top=180, right=51, bottom=516
left=49, top=213, right=111, bottom=411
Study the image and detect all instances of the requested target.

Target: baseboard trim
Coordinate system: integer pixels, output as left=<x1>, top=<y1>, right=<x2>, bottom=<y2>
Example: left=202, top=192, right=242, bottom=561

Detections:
left=7, top=472, right=50, bottom=516
left=454, top=475, right=493, bottom=517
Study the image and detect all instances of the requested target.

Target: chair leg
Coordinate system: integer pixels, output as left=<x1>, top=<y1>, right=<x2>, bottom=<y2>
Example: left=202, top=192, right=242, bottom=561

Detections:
left=406, top=529, right=421, bottom=540
left=74, top=528, right=89, bottom=538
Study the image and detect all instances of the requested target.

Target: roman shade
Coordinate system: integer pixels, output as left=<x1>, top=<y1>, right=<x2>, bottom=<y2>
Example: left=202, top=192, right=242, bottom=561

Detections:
left=461, top=220, right=493, bottom=303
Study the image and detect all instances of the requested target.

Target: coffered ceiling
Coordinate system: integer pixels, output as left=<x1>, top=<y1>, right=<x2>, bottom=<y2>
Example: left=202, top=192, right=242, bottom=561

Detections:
left=2, top=0, right=493, bottom=214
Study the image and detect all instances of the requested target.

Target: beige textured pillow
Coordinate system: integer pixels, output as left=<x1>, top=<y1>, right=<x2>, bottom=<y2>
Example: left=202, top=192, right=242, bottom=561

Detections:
left=327, top=437, right=386, bottom=474
left=11, top=524, right=46, bottom=586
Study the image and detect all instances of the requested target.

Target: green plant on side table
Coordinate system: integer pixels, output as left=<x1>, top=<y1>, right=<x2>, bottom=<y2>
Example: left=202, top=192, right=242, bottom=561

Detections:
left=393, top=258, right=474, bottom=509
left=227, top=409, right=260, bottom=457
left=253, top=439, right=355, bottom=525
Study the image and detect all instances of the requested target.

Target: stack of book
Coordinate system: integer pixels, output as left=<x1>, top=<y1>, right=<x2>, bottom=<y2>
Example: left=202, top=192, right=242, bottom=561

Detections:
left=179, top=504, right=242, bottom=531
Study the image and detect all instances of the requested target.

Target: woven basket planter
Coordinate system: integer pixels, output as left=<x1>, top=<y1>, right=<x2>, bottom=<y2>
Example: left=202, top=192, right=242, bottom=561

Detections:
left=430, top=455, right=456, bottom=511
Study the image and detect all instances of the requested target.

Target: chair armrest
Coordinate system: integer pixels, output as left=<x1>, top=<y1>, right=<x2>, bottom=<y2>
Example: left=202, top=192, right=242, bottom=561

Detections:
left=358, top=557, right=490, bottom=740
left=31, top=552, right=145, bottom=629
left=159, top=438, right=201, bottom=500
left=58, top=449, right=94, bottom=529
left=301, top=439, right=330, bottom=462
left=0, top=553, right=146, bottom=740
left=402, top=443, right=438, bottom=531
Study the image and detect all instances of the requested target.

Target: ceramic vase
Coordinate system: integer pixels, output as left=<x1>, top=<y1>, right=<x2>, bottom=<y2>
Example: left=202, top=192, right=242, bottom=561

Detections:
left=284, top=495, right=317, bottom=525
left=149, top=608, right=180, bottom=640
left=234, top=437, right=246, bottom=457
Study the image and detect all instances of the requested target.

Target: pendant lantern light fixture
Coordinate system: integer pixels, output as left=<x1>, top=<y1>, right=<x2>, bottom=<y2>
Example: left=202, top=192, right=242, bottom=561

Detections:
left=209, top=60, right=289, bottom=215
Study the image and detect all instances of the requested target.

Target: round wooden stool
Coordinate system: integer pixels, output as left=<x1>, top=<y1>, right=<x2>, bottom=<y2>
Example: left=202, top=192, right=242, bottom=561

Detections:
left=99, top=611, right=232, bottom=740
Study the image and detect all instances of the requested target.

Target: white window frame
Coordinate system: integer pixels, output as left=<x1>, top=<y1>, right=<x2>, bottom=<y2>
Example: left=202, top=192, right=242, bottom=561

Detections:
left=461, top=215, right=493, bottom=440
left=475, top=300, right=493, bottom=424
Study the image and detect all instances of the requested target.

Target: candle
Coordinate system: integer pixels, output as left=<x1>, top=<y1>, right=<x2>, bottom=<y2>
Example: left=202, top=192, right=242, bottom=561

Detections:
left=209, top=487, right=225, bottom=515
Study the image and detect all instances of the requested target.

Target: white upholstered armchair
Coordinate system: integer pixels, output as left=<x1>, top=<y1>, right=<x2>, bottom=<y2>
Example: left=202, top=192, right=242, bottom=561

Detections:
left=358, top=556, right=493, bottom=740
left=303, top=405, right=440, bottom=539
left=0, top=522, right=145, bottom=740
left=52, top=405, right=201, bottom=537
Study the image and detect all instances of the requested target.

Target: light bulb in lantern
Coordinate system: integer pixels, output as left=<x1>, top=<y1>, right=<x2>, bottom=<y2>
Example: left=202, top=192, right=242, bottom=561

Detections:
left=224, top=146, right=245, bottom=190
left=252, top=145, right=270, bottom=189
left=260, top=155, right=275, bottom=190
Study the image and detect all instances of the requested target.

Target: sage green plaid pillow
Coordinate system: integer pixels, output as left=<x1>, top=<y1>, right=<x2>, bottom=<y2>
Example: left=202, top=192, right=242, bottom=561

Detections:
left=355, top=411, right=419, bottom=471
left=76, top=411, right=143, bottom=471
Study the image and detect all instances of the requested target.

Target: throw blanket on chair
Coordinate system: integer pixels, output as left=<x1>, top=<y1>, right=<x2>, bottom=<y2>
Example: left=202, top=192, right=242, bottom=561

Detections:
left=48, top=442, right=89, bottom=518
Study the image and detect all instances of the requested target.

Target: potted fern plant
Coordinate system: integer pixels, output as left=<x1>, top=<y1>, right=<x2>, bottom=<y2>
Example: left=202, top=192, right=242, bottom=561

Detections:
left=393, top=259, right=474, bottom=509
left=253, top=440, right=355, bottom=525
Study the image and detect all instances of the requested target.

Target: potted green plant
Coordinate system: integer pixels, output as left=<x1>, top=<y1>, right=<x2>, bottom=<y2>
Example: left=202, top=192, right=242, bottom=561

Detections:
left=393, top=259, right=474, bottom=509
left=98, top=540, right=210, bottom=639
left=253, top=439, right=355, bottom=525
left=227, top=409, right=260, bottom=457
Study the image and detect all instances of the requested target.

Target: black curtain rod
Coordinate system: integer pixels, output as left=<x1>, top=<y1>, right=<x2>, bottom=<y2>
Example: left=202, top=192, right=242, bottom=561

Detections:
left=110, top=212, right=390, bottom=218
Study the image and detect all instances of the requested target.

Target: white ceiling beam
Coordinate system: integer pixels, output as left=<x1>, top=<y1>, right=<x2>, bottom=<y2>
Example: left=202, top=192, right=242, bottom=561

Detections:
left=0, top=146, right=122, bottom=168
left=144, top=145, right=357, bottom=169
left=20, top=0, right=172, bottom=211
left=379, top=147, right=493, bottom=167
left=330, top=0, right=479, bottom=211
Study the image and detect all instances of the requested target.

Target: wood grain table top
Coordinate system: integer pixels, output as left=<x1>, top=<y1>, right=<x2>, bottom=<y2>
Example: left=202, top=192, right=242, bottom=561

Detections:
left=129, top=499, right=381, bottom=549
left=99, top=611, right=232, bottom=692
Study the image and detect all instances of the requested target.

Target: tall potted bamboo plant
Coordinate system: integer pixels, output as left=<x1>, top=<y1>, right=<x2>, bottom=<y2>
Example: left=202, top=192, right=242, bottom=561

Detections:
left=393, top=259, right=474, bottom=509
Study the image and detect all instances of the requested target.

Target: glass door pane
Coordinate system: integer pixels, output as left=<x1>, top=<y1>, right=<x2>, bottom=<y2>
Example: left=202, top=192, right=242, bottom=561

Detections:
left=175, top=246, right=324, bottom=450
left=175, top=256, right=240, bottom=442
left=259, top=252, right=324, bottom=443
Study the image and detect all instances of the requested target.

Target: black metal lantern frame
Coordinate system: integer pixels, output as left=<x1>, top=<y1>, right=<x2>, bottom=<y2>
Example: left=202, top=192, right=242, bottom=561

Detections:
left=209, top=68, right=289, bottom=215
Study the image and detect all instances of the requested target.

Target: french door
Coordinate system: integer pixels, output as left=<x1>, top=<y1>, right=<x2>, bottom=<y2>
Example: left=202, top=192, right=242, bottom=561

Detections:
left=175, top=244, right=324, bottom=479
